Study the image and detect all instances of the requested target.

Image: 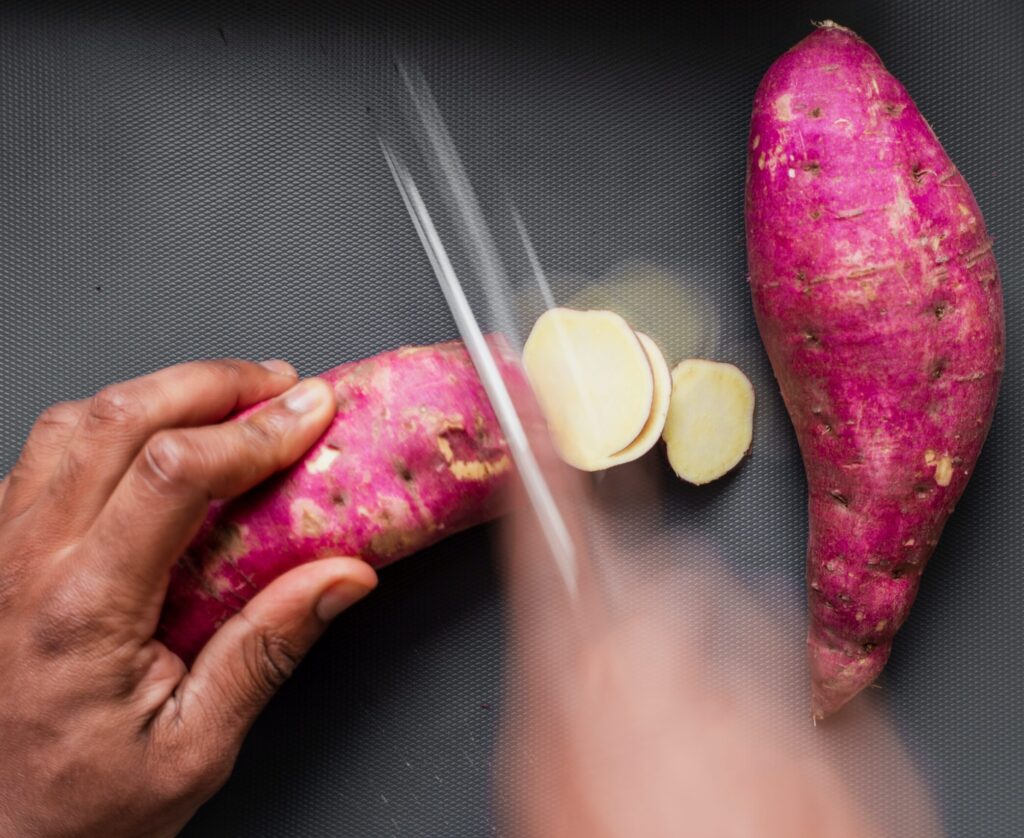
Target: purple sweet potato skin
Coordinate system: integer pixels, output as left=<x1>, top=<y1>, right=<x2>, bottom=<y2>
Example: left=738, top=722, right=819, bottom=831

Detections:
left=746, top=23, right=1004, bottom=717
left=158, top=340, right=519, bottom=664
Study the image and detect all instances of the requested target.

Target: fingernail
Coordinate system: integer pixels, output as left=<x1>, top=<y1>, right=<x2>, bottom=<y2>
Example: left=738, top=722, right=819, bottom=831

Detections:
left=316, top=579, right=374, bottom=621
left=260, top=359, right=297, bottom=377
left=284, top=379, right=328, bottom=413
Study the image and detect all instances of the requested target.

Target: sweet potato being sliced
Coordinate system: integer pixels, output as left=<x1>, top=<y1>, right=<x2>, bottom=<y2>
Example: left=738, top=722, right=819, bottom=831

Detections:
left=158, top=340, right=520, bottom=663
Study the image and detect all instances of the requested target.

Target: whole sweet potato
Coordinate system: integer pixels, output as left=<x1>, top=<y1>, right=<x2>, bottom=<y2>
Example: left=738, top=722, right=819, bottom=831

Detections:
left=158, top=341, right=518, bottom=663
left=746, top=23, right=1004, bottom=717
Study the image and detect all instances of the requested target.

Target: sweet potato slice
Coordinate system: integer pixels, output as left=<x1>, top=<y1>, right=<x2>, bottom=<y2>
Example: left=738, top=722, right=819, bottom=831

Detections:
left=523, top=308, right=655, bottom=471
left=662, top=360, right=754, bottom=485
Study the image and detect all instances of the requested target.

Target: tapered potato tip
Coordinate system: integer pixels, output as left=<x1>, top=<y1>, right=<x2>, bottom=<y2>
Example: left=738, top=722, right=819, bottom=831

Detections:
left=809, top=630, right=891, bottom=720
left=812, top=19, right=857, bottom=34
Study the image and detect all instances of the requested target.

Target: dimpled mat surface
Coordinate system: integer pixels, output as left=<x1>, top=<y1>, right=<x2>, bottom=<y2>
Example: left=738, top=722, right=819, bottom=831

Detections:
left=2, top=1, right=1021, bottom=835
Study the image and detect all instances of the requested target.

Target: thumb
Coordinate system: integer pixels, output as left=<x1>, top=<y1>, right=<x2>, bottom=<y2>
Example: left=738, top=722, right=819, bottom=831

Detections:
left=178, top=557, right=377, bottom=746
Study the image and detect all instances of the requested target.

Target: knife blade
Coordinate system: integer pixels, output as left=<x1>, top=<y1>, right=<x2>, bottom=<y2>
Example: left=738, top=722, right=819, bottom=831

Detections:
left=380, top=137, right=578, bottom=597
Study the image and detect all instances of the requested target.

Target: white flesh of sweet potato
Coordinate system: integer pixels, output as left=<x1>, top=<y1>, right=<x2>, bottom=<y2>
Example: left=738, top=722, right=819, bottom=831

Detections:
left=663, top=360, right=754, bottom=485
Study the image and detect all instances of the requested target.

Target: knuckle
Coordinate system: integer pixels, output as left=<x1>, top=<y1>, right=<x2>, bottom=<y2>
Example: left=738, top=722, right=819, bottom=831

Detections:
left=140, top=431, right=196, bottom=492
left=7, top=402, right=84, bottom=486
left=88, top=384, right=146, bottom=431
left=35, top=400, right=83, bottom=435
left=210, top=358, right=249, bottom=387
left=233, top=415, right=291, bottom=482
left=243, top=410, right=288, bottom=449
left=246, top=625, right=301, bottom=697
left=30, top=578, right=105, bottom=657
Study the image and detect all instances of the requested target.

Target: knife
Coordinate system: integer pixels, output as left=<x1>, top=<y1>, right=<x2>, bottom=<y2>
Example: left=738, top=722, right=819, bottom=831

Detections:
left=380, top=137, right=579, bottom=597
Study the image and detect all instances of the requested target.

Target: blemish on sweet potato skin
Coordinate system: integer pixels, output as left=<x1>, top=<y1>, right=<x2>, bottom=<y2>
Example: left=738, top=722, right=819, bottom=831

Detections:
left=746, top=23, right=1004, bottom=718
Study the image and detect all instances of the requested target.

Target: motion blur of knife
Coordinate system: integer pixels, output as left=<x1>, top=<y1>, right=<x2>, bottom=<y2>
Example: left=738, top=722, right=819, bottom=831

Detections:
left=379, top=137, right=579, bottom=599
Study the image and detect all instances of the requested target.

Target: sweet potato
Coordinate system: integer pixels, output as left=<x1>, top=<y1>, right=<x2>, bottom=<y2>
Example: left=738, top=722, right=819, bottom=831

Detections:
left=746, top=22, right=1004, bottom=717
left=158, top=340, right=519, bottom=663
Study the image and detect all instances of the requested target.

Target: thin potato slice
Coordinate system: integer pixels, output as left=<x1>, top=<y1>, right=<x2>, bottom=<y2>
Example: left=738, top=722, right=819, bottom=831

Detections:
left=523, top=308, right=654, bottom=471
left=595, top=332, right=671, bottom=469
left=663, top=360, right=754, bottom=484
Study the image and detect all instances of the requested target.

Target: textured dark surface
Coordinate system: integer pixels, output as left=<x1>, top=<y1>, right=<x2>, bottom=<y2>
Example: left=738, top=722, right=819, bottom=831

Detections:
left=2, top=1, right=1021, bottom=836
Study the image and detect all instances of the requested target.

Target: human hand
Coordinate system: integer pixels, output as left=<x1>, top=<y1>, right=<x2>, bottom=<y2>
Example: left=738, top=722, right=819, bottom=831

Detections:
left=497, top=453, right=938, bottom=837
left=501, top=595, right=873, bottom=838
left=0, top=359, right=377, bottom=837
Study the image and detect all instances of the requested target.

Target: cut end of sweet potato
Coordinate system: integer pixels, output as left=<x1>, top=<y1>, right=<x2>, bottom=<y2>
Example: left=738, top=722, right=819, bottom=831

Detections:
left=662, top=360, right=755, bottom=485
left=523, top=308, right=655, bottom=471
left=809, top=631, right=891, bottom=720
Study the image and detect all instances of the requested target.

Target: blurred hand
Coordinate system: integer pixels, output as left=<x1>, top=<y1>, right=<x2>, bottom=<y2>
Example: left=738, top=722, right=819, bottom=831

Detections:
left=497, top=442, right=936, bottom=837
left=501, top=599, right=871, bottom=837
left=0, top=359, right=377, bottom=837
